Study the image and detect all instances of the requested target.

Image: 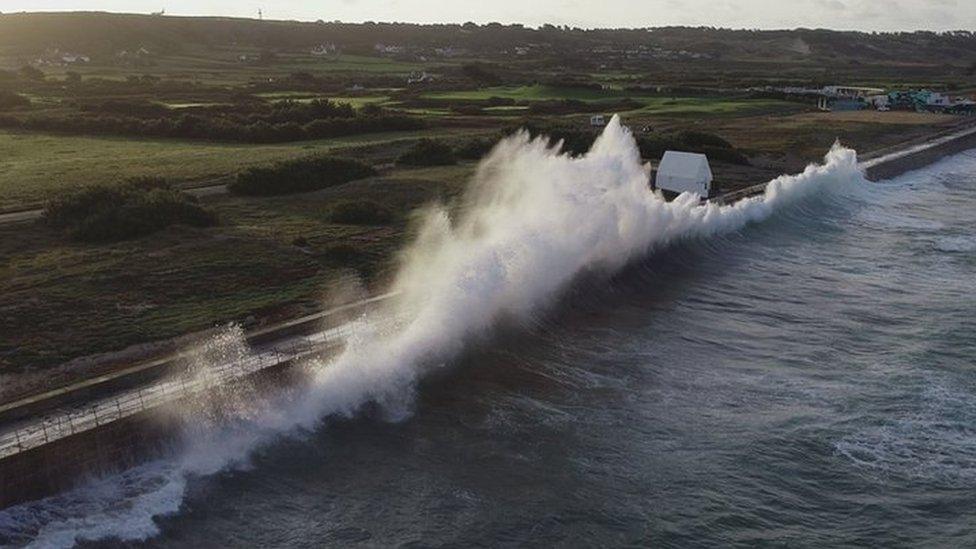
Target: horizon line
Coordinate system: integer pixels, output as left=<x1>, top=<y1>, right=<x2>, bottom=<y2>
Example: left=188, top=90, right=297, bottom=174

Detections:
left=0, top=9, right=971, bottom=34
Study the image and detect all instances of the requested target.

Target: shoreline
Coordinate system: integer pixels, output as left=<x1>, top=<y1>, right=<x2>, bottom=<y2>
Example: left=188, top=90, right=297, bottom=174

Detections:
left=2, top=120, right=976, bottom=509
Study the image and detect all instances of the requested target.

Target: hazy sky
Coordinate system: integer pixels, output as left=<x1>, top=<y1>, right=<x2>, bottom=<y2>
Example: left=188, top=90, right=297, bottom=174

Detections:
left=2, top=0, right=973, bottom=31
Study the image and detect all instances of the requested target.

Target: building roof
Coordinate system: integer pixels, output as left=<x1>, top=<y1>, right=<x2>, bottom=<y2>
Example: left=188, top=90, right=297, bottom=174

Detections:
left=657, top=151, right=712, bottom=181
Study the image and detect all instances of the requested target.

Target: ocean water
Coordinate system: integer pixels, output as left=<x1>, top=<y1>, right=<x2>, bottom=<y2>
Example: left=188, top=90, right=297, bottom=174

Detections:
left=2, top=131, right=975, bottom=547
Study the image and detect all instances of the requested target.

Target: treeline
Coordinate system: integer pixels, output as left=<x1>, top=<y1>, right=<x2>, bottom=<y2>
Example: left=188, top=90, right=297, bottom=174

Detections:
left=0, top=99, right=425, bottom=143
left=5, top=12, right=976, bottom=67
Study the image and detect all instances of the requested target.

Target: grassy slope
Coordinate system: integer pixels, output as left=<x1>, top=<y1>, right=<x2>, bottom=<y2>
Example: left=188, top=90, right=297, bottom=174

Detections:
left=0, top=127, right=481, bottom=210
left=423, top=85, right=804, bottom=116
left=0, top=162, right=477, bottom=375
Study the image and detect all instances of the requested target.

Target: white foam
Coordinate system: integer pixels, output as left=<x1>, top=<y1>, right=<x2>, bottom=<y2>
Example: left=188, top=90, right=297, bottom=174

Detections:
left=935, top=235, right=976, bottom=253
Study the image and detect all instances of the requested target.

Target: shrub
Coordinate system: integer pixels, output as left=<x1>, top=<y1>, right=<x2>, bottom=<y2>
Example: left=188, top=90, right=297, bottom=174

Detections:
left=636, top=134, right=750, bottom=166
left=676, top=130, right=734, bottom=150
left=329, top=200, right=393, bottom=225
left=0, top=99, right=424, bottom=144
left=43, top=182, right=216, bottom=242
left=229, top=156, right=376, bottom=196
left=698, top=145, right=750, bottom=165
left=322, top=244, right=363, bottom=263
left=396, top=139, right=457, bottom=166
left=0, top=91, right=29, bottom=110
left=124, top=175, right=171, bottom=190
left=510, top=122, right=599, bottom=155
left=455, top=138, right=495, bottom=160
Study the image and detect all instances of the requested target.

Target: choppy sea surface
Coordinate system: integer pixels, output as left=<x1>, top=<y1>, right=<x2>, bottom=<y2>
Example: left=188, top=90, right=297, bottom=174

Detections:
left=4, top=148, right=976, bottom=547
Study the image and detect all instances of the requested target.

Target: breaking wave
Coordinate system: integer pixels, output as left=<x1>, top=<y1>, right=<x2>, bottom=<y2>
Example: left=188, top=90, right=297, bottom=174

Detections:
left=0, top=116, right=865, bottom=547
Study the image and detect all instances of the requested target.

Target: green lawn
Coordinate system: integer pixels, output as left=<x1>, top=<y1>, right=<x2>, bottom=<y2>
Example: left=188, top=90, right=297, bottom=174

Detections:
left=423, top=85, right=618, bottom=102
left=0, top=127, right=483, bottom=210
left=254, top=92, right=393, bottom=107
left=21, top=51, right=426, bottom=86
left=0, top=162, right=477, bottom=379
left=423, top=85, right=804, bottom=116
left=630, top=97, right=803, bottom=116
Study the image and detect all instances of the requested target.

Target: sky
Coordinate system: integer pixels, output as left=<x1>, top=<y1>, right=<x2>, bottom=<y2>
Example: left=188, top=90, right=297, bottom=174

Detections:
left=0, top=0, right=973, bottom=32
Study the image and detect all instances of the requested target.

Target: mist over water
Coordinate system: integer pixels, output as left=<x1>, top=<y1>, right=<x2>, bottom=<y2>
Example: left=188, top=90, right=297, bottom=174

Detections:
left=8, top=115, right=961, bottom=547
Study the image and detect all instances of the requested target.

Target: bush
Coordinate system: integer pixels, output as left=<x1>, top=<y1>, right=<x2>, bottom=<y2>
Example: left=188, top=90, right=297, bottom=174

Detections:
left=396, top=139, right=457, bottom=166
left=0, top=91, right=29, bottom=110
left=329, top=200, right=393, bottom=225
left=698, top=145, right=750, bottom=165
left=676, top=130, right=734, bottom=150
left=124, top=175, right=171, bottom=190
left=636, top=134, right=750, bottom=166
left=322, top=244, right=363, bottom=263
left=0, top=98, right=425, bottom=144
left=454, top=138, right=495, bottom=160
left=43, top=181, right=216, bottom=242
left=229, top=156, right=376, bottom=196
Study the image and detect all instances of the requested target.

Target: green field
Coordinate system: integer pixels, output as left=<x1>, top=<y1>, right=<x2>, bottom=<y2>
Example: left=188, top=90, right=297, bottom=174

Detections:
left=254, top=92, right=393, bottom=107
left=0, top=128, right=483, bottom=210
left=0, top=161, right=477, bottom=380
left=423, top=85, right=619, bottom=102
left=14, top=51, right=428, bottom=86
left=423, top=85, right=803, bottom=116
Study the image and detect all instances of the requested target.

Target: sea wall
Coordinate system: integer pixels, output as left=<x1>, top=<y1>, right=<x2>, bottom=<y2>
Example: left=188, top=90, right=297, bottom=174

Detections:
left=862, top=125, right=976, bottom=181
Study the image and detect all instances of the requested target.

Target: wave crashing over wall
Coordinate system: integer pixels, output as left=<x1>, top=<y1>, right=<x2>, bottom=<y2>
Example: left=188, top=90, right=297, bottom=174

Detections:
left=0, top=115, right=864, bottom=547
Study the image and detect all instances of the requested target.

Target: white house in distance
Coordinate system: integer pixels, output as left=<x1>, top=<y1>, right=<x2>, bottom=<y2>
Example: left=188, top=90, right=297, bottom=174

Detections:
left=654, top=151, right=713, bottom=200
left=590, top=114, right=606, bottom=127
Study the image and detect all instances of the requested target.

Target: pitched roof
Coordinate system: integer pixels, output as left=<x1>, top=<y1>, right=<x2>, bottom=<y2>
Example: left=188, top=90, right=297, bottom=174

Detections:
left=657, top=151, right=712, bottom=180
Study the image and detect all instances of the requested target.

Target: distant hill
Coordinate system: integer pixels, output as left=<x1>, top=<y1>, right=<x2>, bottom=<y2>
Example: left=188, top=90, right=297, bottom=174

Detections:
left=0, top=12, right=975, bottom=67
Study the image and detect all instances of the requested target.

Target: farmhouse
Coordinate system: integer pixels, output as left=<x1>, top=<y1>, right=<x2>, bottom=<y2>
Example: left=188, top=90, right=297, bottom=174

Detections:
left=654, top=151, right=713, bottom=200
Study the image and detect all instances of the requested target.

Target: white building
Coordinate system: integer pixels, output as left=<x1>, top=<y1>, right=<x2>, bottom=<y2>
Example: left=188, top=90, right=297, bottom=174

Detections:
left=655, top=151, right=713, bottom=199
left=927, top=92, right=951, bottom=107
left=590, top=114, right=606, bottom=126
left=822, top=85, right=885, bottom=98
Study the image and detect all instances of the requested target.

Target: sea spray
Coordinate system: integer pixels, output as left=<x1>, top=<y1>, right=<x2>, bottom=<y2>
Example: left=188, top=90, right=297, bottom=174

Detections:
left=0, top=115, right=865, bottom=548
left=293, top=117, right=863, bottom=426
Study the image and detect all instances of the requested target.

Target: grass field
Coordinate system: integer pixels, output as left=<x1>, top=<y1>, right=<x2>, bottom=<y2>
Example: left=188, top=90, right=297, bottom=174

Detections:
left=423, top=85, right=805, bottom=116
left=17, top=51, right=428, bottom=86
left=423, top=85, right=629, bottom=102
left=0, top=162, right=477, bottom=383
left=253, top=92, right=393, bottom=107
left=0, top=127, right=485, bottom=210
